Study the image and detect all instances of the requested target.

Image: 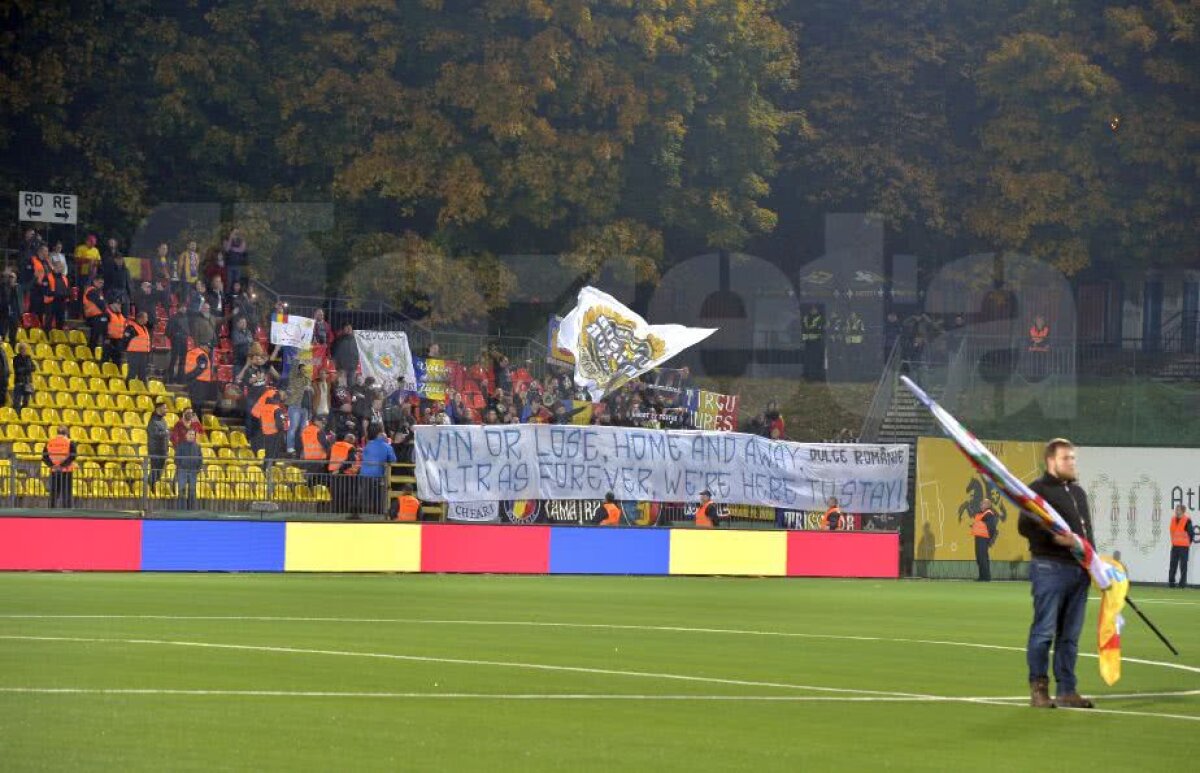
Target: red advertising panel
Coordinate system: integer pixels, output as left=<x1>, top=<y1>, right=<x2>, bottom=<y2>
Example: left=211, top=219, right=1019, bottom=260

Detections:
left=420, top=523, right=550, bottom=574
left=0, top=517, right=142, bottom=571
left=786, top=531, right=899, bottom=578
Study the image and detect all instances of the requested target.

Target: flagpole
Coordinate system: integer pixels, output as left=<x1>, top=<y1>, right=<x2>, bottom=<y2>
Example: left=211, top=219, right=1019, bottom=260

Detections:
left=1124, top=597, right=1180, bottom=656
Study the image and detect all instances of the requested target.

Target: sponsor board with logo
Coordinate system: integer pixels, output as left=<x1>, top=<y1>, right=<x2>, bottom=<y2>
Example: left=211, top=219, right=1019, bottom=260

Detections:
left=446, top=501, right=501, bottom=523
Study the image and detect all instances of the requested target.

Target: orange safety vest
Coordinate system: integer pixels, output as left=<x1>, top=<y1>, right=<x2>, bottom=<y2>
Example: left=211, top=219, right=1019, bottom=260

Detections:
left=300, top=424, right=326, bottom=461
left=1171, top=516, right=1192, bottom=547
left=823, top=507, right=842, bottom=530
left=83, top=286, right=105, bottom=318
left=185, top=347, right=212, bottom=382
left=43, top=271, right=68, bottom=302
left=126, top=321, right=150, bottom=353
left=1028, top=324, right=1050, bottom=351
left=599, top=502, right=621, bottom=526
left=31, top=255, right=46, bottom=284
left=328, top=441, right=359, bottom=474
left=252, top=389, right=282, bottom=436
left=107, top=311, right=126, bottom=340
left=45, top=435, right=74, bottom=472
left=694, top=501, right=715, bottom=528
left=397, top=494, right=421, bottom=522
left=972, top=510, right=992, bottom=539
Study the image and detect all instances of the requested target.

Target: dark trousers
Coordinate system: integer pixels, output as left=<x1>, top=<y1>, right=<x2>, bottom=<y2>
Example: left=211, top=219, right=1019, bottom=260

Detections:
left=974, top=536, right=991, bottom=581
left=1026, top=559, right=1088, bottom=695
left=13, top=384, right=31, bottom=412
left=49, top=470, right=73, bottom=508
left=87, top=316, right=107, bottom=349
left=42, top=300, right=66, bottom=331
left=804, top=341, right=825, bottom=381
left=148, top=455, right=165, bottom=488
left=127, top=352, right=149, bottom=383
left=0, top=313, right=17, bottom=345
left=167, top=341, right=187, bottom=382
left=1169, top=546, right=1190, bottom=588
left=104, top=339, right=124, bottom=367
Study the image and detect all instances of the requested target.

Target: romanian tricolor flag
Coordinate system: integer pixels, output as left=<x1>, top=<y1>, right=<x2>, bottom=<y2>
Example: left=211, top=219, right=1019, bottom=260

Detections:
left=901, top=376, right=1128, bottom=684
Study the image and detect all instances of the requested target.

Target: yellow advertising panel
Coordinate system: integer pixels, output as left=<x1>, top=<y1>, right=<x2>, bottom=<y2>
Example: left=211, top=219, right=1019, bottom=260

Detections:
left=915, top=436, right=1041, bottom=562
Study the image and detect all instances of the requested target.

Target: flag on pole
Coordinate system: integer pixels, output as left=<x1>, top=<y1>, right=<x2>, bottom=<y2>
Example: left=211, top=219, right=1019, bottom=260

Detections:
left=900, top=375, right=1128, bottom=684
left=556, top=286, right=716, bottom=402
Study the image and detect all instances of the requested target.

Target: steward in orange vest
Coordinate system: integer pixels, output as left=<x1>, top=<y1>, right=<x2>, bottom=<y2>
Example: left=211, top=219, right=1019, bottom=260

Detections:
left=1168, top=505, right=1195, bottom=588
left=123, top=311, right=151, bottom=383
left=598, top=492, right=622, bottom=526
left=1028, top=315, right=1050, bottom=353
left=694, top=490, right=717, bottom=528
left=971, top=500, right=998, bottom=582
left=822, top=498, right=844, bottom=530
left=251, top=388, right=289, bottom=460
left=328, top=435, right=360, bottom=475
left=300, top=415, right=332, bottom=473
left=42, top=426, right=77, bottom=509
left=395, top=487, right=421, bottom=522
left=184, top=345, right=214, bottom=413
left=40, top=267, right=71, bottom=330
left=104, top=303, right=127, bottom=367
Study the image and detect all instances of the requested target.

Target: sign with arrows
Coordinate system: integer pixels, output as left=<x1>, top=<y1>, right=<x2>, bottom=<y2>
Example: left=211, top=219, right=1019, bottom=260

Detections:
left=19, top=190, right=77, bottom=225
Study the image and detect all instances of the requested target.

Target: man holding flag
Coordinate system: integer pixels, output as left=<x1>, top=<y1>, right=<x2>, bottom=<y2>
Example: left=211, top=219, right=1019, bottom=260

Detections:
left=1019, top=439, right=1095, bottom=709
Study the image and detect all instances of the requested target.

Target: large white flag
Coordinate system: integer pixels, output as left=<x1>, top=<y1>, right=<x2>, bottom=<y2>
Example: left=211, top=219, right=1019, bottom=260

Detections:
left=556, top=286, right=716, bottom=401
left=353, top=330, right=417, bottom=395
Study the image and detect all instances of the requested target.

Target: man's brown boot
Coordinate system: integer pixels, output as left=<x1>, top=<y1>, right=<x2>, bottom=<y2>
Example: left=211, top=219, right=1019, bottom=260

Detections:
left=1055, top=693, right=1095, bottom=709
left=1029, top=677, right=1055, bottom=708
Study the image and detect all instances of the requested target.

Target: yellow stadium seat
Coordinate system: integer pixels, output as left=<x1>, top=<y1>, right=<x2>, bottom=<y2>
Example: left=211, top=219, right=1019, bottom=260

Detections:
left=40, top=407, right=59, bottom=424
left=5, top=425, right=25, bottom=441
left=230, top=430, right=249, bottom=449
left=237, top=448, right=256, bottom=461
left=202, top=413, right=220, bottom=430
left=0, top=407, right=16, bottom=423
left=110, top=428, right=131, bottom=445
left=20, top=478, right=48, bottom=497
left=118, top=444, right=137, bottom=458
left=54, top=391, right=73, bottom=408
left=60, top=408, right=81, bottom=426
left=312, top=484, right=331, bottom=502
left=68, top=329, right=86, bottom=345
left=95, top=443, right=115, bottom=458
left=81, top=410, right=102, bottom=426
left=200, top=445, right=215, bottom=460
left=27, top=425, right=46, bottom=442
left=108, top=377, right=128, bottom=393
left=60, top=360, right=80, bottom=377
left=111, top=481, right=132, bottom=498
left=148, top=379, right=167, bottom=395
left=121, top=410, right=139, bottom=427
left=88, top=377, right=107, bottom=393
left=32, top=374, right=48, bottom=392
left=11, top=441, right=32, bottom=456
left=93, top=394, right=112, bottom=411
left=34, top=342, right=52, bottom=358
left=103, top=410, right=122, bottom=427
left=19, top=407, right=38, bottom=423
left=33, top=391, right=52, bottom=407
left=210, top=430, right=229, bottom=447
left=128, top=379, right=146, bottom=394
left=90, top=427, right=109, bottom=443
left=294, top=484, right=312, bottom=502
left=76, top=443, right=94, bottom=457
left=81, top=362, right=100, bottom=377
left=68, top=374, right=88, bottom=392
left=27, top=328, right=46, bottom=344
left=74, top=394, right=93, bottom=411
left=135, top=395, right=155, bottom=413
left=15, top=328, right=30, bottom=344
left=113, top=395, right=134, bottom=411
left=49, top=329, right=67, bottom=344
left=47, top=375, right=66, bottom=392
left=174, top=396, right=191, bottom=412
left=102, top=363, right=122, bottom=379
left=42, top=361, right=60, bottom=377
left=55, top=343, right=73, bottom=360
left=90, top=480, right=110, bottom=498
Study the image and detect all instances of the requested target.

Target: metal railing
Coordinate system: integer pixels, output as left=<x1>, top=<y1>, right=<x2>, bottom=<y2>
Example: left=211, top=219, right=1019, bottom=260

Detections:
left=858, top=336, right=904, bottom=443
left=0, top=454, right=393, bottom=519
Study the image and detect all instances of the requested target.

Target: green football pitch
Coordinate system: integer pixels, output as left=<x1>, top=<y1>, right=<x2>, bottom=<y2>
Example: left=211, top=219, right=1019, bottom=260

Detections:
left=1, top=573, right=1195, bottom=771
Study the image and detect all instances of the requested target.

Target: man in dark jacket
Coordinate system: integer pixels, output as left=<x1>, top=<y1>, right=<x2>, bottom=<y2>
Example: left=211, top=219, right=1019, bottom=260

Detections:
left=147, top=401, right=171, bottom=487
left=1018, top=438, right=1095, bottom=710
left=0, top=270, right=20, bottom=345
left=0, top=342, right=9, bottom=408
left=331, top=323, right=359, bottom=375
left=166, top=311, right=190, bottom=383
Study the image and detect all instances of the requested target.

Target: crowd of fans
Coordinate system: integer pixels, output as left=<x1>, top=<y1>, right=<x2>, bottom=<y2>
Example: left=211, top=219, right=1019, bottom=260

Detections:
left=4, top=227, right=790, bottom=496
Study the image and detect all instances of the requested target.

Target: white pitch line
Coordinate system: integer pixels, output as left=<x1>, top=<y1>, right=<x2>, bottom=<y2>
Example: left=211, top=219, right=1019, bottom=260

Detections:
left=0, top=687, right=950, bottom=702
left=0, top=635, right=941, bottom=701
left=1089, top=596, right=1199, bottom=607
left=3, top=615, right=1197, bottom=676
left=1, top=635, right=1197, bottom=722
left=968, top=689, right=1200, bottom=701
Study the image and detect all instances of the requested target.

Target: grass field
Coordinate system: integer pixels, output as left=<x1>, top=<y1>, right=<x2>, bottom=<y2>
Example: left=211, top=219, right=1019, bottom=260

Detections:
left=1, top=574, right=1195, bottom=771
